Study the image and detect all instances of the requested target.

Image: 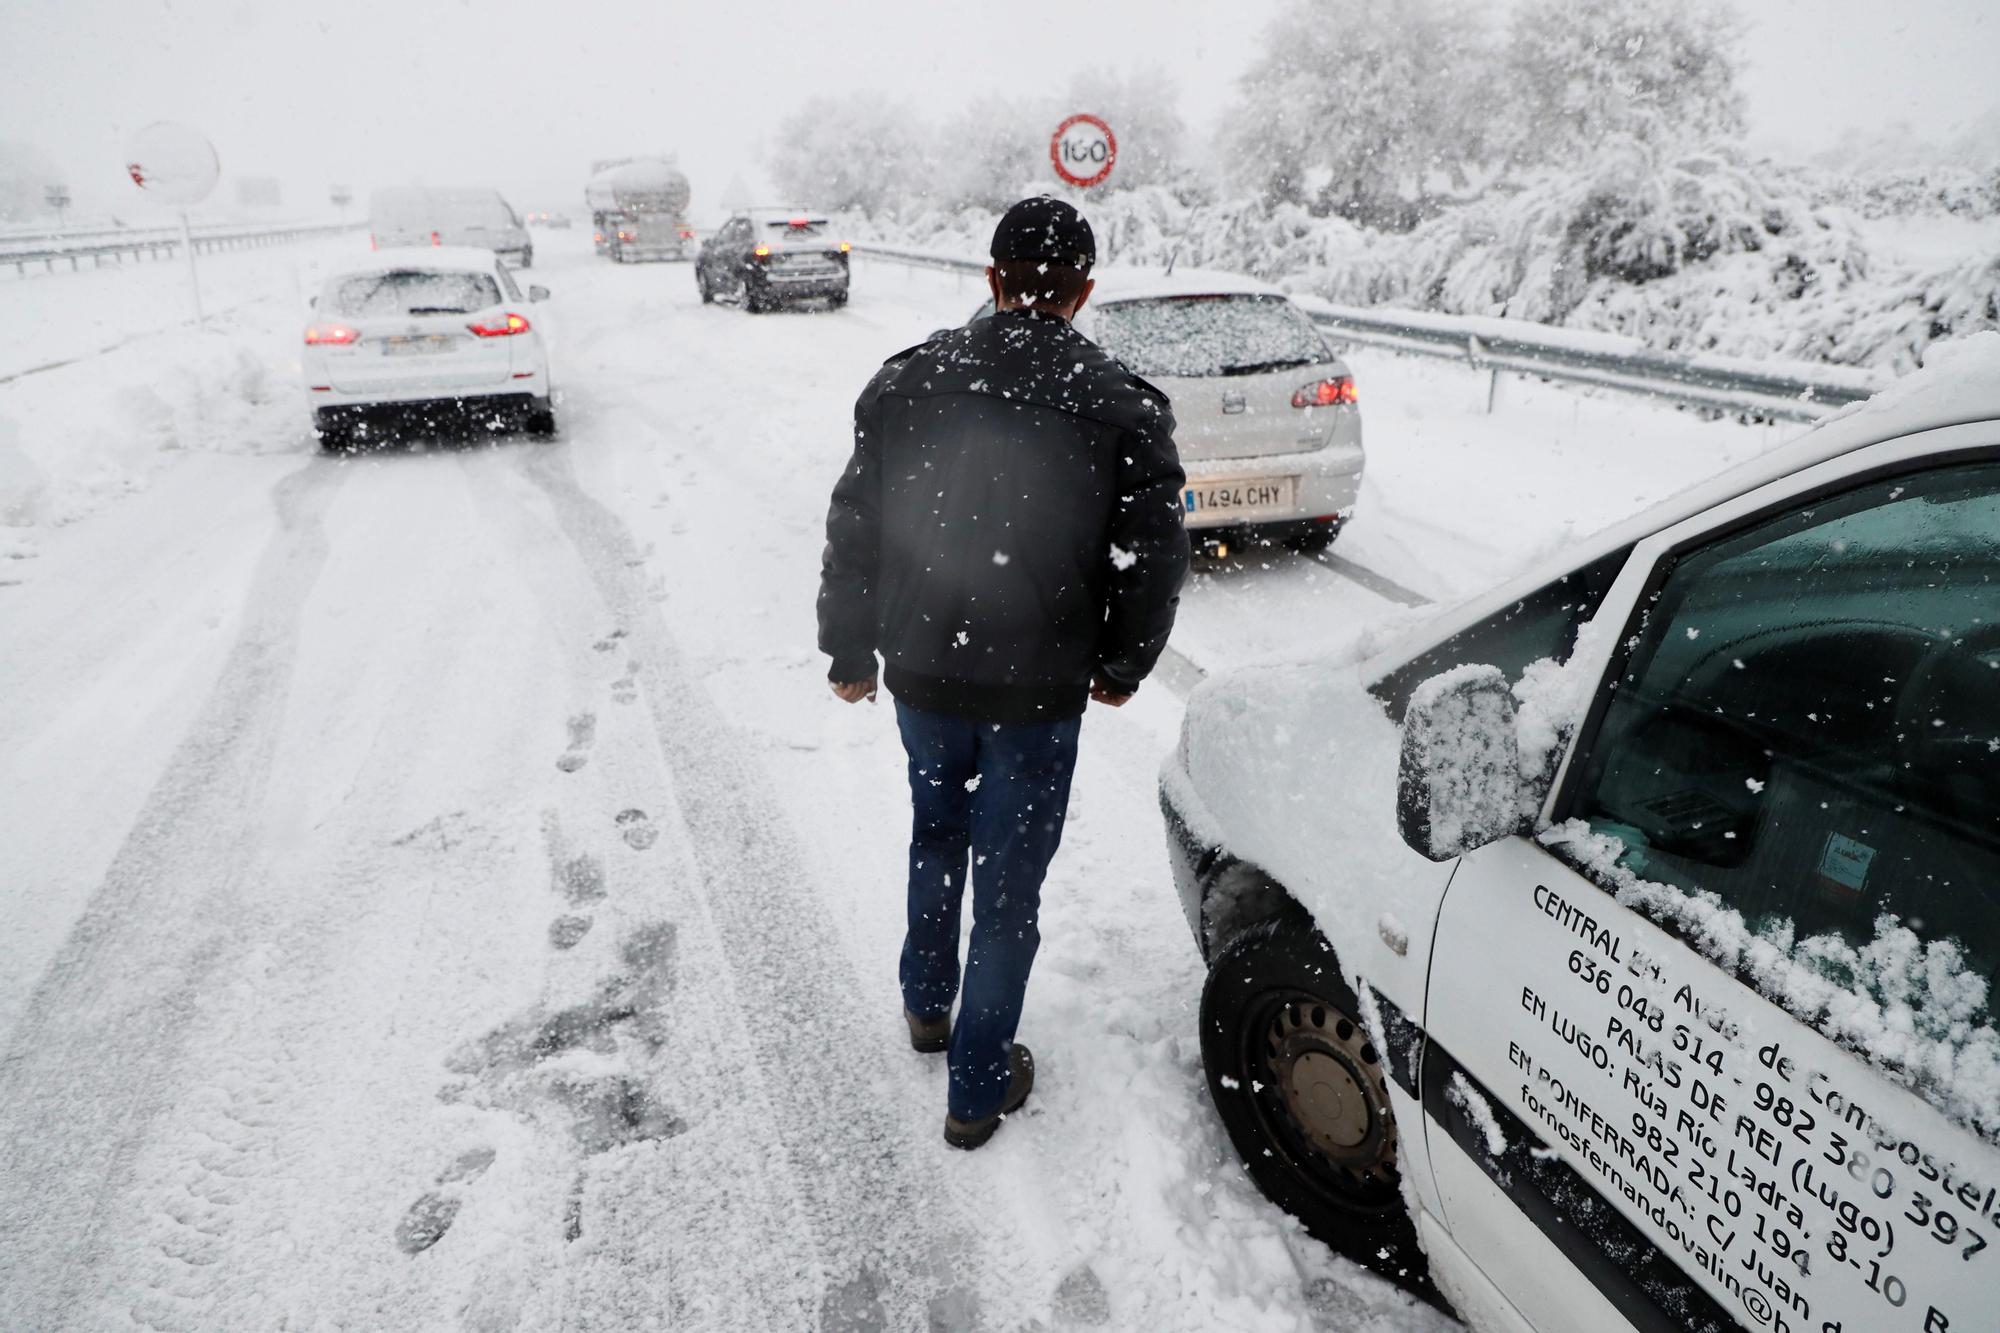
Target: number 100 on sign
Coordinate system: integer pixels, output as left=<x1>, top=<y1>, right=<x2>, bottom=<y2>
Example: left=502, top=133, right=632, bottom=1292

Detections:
left=1051, top=115, right=1117, bottom=189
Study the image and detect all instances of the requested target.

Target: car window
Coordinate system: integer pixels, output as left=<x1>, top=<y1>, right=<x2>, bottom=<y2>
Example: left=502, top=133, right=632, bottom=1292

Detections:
left=1562, top=460, right=2000, bottom=1063
left=1370, top=544, right=1632, bottom=721
left=324, top=269, right=501, bottom=317
left=1091, top=294, right=1330, bottom=379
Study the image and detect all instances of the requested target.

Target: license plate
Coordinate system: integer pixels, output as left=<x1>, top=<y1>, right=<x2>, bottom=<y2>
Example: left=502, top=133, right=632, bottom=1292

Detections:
left=382, top=335, right=457, bottom=356
left=1183, top=476, right=1296, bottom=515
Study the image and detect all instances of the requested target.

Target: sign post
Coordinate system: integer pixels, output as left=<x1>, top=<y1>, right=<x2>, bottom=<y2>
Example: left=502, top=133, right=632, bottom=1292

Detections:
left=124, top=122, right=220, bottom=329
left=1050, top=114, right=1117, bottom=190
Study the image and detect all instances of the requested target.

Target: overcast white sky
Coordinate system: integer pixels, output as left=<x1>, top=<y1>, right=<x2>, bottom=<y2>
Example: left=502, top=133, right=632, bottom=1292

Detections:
left=1, top=0, right=1993, bottom=221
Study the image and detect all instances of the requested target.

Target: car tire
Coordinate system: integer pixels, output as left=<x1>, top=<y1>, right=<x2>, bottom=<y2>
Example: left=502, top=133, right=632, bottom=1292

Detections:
left=697, top=272, right=714, bottom=304
left=1286, top=524, right=1339, bottom=555
left=744, top=278, right=769, bottom=314
left=1199, top=914, right=1433, bottom=1295
left=313, top=411, right=351, bottom=455
left=828, top=289, right=849, bottom=309
left=524, top=397, right=558, bottom=439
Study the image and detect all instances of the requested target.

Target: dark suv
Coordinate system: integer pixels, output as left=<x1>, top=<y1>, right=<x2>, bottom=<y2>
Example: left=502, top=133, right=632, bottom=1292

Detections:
left=695, top=210, right=849, bottom=312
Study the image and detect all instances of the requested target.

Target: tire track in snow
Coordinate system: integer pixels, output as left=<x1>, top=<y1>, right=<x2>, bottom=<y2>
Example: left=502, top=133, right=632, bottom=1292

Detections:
left=0, top=458, right=343, bottom=1329
left=517, top=443, right=989, bottom=1327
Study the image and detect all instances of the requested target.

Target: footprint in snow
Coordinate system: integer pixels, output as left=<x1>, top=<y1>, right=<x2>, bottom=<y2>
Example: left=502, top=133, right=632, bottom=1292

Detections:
left=611, top=675, right=637, bottom=706
left=394, top=1192, right=460, bottom=1255
left=1053, top=1264, right=1111, bottom=1325
left=555, top=853, right=606, bottom=904
left=549, top=914, right=594, bottom=950
left=556, top=711, right=596, bottom=772
left=391, top=1144, right=499, bottom=1254
left=615, top=808, right=657, bottom=850
left=591, top=628, right=627, bottom=653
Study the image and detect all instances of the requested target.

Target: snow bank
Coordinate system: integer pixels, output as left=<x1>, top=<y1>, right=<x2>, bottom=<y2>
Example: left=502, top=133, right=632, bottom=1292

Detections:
left=0, top=326, right=307, bottom=529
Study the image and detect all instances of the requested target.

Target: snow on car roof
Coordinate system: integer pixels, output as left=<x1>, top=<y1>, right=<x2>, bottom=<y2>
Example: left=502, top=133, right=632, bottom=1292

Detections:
left=326, top=247, right=506, bottom=277
left=1087, top=265, right=1290, bottom=305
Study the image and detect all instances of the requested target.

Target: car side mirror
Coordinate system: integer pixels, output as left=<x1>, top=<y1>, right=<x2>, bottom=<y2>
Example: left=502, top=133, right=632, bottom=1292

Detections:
left=528, top=285, right=549, bottom=302
left=1396, top=665, right=1532, bottom=861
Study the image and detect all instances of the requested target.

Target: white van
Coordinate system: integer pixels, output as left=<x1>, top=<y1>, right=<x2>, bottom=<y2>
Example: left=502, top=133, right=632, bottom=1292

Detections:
left=1161, top=336, right=2000, bottom=1331
left=369, top=186, right=532, bottom=268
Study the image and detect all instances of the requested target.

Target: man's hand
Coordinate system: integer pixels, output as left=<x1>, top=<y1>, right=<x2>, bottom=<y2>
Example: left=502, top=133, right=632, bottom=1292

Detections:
left=1090, top=674, right=1132, bottom=708
left=831, top=678, right=878, bottom=704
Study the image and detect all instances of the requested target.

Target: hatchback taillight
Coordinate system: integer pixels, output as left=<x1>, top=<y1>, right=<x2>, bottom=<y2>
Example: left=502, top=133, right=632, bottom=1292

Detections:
left=304, top=323, right=359, bottom=345
left=1291, top=376, right=1357, bottom=408
left=752, top=243, right=771, bottom=257
left=467, top=312, right=531, bottom=337
left=430, top=230, right=442, bottom=247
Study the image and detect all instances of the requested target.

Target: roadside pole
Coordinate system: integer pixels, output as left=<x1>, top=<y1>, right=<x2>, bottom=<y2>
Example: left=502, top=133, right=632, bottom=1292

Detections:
left=124, top=121, right=220, bottom=331
left=177, top=210, right=206, bottom=328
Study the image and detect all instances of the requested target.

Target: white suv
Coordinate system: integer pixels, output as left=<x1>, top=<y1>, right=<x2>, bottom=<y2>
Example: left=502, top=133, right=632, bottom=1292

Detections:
left=1161, top=336, right=2000, bottom=1331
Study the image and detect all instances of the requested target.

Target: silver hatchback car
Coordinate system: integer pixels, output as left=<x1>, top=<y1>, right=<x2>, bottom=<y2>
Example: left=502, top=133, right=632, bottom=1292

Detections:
left=956, top=268, right=1364, bottom=555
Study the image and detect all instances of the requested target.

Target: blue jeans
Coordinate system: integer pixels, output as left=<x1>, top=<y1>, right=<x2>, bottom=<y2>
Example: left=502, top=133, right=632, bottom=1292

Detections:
left=896, top=700, right=1082, bottom=1121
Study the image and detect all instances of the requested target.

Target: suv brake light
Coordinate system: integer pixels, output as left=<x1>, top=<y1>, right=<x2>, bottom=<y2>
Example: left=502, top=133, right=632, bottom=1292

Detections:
left=1291, top=376, right=1357, bottom=408
left=467, top=312, right=531, bottom=337
left=304, top=323, right=359, bottom=346
left=430, top=230, right=441, bottom=247
left=752, top=243, right=771, bottom=257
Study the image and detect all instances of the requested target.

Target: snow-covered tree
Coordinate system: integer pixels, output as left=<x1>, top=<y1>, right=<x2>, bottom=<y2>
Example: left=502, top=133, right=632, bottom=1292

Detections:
left=0, top=141, right=64, bottom=223
left=768, top=94, right=928, bottom=218
left=1220, top=0, right=1499, bottom=228
left=1061, top=66, right=1192, bottom=194
left=1500, top=0, right=1745, bottom=164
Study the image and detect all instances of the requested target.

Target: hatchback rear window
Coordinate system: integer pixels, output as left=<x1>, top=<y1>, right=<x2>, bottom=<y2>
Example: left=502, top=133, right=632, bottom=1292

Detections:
left=1093, top=294, right=1330, bottom=379
left=325, top=270, right=500, bottom=317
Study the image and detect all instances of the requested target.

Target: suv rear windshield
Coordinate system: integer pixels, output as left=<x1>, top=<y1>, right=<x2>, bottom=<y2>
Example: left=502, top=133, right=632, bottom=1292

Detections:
left=326, top=270, right=500, bottom=317
left=1093, top=294, right=1329, bottom=379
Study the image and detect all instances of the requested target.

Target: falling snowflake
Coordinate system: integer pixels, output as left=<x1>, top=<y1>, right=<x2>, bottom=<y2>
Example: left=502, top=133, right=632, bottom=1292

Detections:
left=1109, top=544, right=1137, bottom=571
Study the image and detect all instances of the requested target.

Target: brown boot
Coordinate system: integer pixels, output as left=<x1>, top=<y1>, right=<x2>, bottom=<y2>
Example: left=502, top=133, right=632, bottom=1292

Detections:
left=905, top=1008, right=950, bottom=1054
left=943, top=1044, right=1035, bottom=1150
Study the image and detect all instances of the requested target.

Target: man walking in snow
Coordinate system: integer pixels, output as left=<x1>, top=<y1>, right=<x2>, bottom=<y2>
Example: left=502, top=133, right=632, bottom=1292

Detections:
left=817, top=197, right=1188, bottom=1149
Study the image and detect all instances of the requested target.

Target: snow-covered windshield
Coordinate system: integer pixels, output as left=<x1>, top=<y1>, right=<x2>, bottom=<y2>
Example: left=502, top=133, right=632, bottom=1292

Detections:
left=325, top=270, right=501, bottom=317
left=1092, top=295, right=1329, bottom=379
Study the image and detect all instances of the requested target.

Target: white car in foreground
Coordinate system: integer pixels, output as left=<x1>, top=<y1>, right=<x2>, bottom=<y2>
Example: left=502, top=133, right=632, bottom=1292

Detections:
left=1162, top=336, right=2000, bottom=1331
left=304, top=248, right=554, bottom=453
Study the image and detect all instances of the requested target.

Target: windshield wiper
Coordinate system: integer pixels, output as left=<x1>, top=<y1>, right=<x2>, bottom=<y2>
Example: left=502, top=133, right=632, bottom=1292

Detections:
left=1218, top=357, right=1314, bottom=377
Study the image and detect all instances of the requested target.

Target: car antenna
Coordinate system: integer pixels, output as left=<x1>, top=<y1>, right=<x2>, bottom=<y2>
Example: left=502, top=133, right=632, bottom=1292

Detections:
left=1165, top=246, right=1179, bottom=277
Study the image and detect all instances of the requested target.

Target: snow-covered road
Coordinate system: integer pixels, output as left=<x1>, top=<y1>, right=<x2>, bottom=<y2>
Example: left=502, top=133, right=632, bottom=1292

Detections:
left=0, top=232, right=1796, bottom=1330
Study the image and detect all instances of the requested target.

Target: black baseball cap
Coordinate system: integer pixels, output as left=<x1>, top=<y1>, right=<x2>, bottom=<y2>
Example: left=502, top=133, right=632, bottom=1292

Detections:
left=990, top=196, right=1095, bottom=268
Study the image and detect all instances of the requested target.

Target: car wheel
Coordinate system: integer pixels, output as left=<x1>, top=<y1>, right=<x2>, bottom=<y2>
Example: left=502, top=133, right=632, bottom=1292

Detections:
left=524, top=397, right=557, bottom=439
left=1200, top=914, right=1432, bottom=1294
left=828, top=289, right=849, bottom=309
left=1286, top=523, right=1339, bottom=555
left=744, top=279, right=769, bottom=314
left=313, top=410, right=352, bottom=455
left=697, top=271, right=714, bottom=304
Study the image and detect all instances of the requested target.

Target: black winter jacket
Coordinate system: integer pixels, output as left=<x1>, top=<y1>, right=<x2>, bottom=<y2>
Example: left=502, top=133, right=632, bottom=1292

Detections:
left=818, top=307, right=1190, bottom=723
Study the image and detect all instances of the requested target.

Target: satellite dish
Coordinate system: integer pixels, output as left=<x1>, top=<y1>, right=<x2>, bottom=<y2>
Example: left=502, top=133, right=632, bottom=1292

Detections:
left=124, top=122, right=219, bottom=206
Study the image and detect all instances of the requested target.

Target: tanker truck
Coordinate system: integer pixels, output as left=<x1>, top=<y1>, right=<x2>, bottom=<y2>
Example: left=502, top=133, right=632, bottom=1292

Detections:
left=586, top=159, right=693, bottom=262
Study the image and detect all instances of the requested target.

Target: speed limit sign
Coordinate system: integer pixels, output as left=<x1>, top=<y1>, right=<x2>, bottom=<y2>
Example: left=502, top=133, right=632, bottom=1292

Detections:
left=1050, top=114, right=1117, bottom=189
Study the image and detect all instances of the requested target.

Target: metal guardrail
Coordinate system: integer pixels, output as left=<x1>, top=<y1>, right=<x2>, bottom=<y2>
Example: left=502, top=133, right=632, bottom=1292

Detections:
left=849, top=243, right=1885, bottom=424
left=4, top=221, right=356, bottom=276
